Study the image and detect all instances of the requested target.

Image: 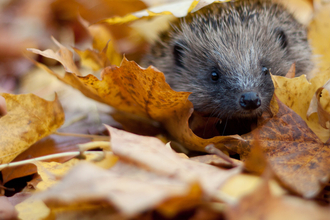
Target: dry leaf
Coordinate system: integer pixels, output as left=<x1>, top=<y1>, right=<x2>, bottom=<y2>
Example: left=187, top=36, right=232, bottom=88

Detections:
left=17, top=125, right=242, bottom=218
left=101, top=1, right=199, bottom=24
left=34, top=162, right=201, bottom=217
left=220, top=174, right=287, bottom=201
left=107, top=125, right=242, bottom=197
left=34, top=151, right=118, bottom=191
left=15, top=196, right=50, bottom=220
left=225, top=98, right=330, bottom=197
left=225, top=179, right=330, bottom=220
left=78, top=17, right=122, bottom=67
left=0, top=93, right=64, bottom=165
left=273, top=74, right=330, bottom=142
left=307, top=79, right=330, bottom=129
left=0, top=196, right=18, bottom=220
left=308, top=3, right=330, bottom=72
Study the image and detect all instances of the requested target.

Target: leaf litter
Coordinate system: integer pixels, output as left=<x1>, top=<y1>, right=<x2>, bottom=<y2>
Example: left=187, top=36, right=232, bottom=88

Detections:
left=1, top=0, right=330, bottom=219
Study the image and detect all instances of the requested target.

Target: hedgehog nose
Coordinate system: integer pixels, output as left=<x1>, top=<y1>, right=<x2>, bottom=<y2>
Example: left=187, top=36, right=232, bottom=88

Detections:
left=239, top=92, right=261, bottom=110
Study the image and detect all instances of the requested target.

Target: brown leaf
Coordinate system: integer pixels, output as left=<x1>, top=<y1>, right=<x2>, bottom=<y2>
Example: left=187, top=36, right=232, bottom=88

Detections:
left=0, top=93, right=64, bottom=164
left=243, top=139, right=268, bottom=175
left=36, top=162, right=202, bottom=217
left=28, top=37, right=81, bottom=76
left=225, top=98, right=330, bottom=197
left=190, top=155, right=242, bottom=168
left=273, top=72, right=330, bottom=142
left=28, top=125, right=241, bottom=218
left=225, top=179, right=330, bottom=220
left=107, top=125, right=242, bottom=197
left=285, top=63, right=296, bottom=78
left=0, top=95, right=7, bottom=116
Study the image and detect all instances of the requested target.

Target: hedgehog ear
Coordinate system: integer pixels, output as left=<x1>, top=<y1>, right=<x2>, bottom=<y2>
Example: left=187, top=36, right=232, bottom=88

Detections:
left=173, top=43, right=185, bottom=68
left=274, top=28, right=288, bottom=49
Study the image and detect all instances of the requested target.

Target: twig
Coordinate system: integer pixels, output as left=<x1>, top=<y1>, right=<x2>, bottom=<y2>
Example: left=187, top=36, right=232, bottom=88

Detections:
left=204, top=144, right=235, bottom=166
left=0, top=151, right=105, bottom=170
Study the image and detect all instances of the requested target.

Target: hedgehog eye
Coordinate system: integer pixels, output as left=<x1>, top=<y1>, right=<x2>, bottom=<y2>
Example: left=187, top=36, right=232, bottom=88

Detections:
left=173, top=44, right=185, bottom=68
left=211, top=71, right=219, bottom=81
left=262, top=66, right=269, bottom=75
left=274, top=28, right=288, bottom=49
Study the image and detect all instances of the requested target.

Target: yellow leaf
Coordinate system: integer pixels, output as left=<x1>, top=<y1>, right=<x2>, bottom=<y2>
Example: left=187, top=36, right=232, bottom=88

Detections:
left=0, top=93, right=64, bottom=165
left=308, top=4, right=330, bottom=72
left=273, top=74, right=330, bottom=142
left=34, top=152, right=118, bottom=191
left=101, top=1, right=199, bottom=24
left=16, top=197, right=50, bottom=220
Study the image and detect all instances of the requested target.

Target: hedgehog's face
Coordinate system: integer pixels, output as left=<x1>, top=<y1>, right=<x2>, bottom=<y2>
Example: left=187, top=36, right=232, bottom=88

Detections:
left=169, top=26, right=292, bottom=120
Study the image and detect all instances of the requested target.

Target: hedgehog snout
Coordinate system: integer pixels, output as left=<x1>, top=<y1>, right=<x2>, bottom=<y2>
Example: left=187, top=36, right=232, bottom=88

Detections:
left=239, top=92, right=261, bottom=110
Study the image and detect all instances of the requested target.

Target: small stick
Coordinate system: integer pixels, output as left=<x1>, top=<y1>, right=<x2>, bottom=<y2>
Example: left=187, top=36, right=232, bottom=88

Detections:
left=204, top=144, right=235, bottom=166
left=0, top=151, right=105, bottom=170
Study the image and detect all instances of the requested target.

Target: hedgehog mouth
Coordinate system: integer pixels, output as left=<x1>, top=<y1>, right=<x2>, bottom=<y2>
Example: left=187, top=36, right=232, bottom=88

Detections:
left=235, top=109, right=264, bottom=118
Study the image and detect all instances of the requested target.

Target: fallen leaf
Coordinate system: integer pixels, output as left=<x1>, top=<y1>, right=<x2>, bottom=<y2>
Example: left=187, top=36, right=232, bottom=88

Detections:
left=285, top=63, right=296, bottom=78
left=190, top=154, right=242, bottom=168
left=101, top=1, right=199, bottom=24
left=225, top=98, right=330, bottom=198
left=107, top=125, right=242, bottom=198
left=0, top=196, right=18, bottom=220
left=243, top=139, right=268, bottom=175
left=34, top=151, right=118, bottom=191
left=273, top=74, right=330, bottom=142
left=307, top=78, right=330, bottom=129
left=35, top=162, right=201, bottom=217
left=0, top=93, right=64, bottom=165
left=15, top=196, right=50, bottom=220
left=17, top=125, right=242, bottom=218
left=78, top=17, right=122, bottom=67
left=225, top=178, right=330, bottom=220
left=220, top=174, right=287, bottom=201
left=308, top=3, right=330, bottom=72
left=28, top=37, right=81, bottom=76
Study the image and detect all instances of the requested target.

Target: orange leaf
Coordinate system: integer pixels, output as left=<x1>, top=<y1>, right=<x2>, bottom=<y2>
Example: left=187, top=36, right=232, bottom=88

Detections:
left=225, top=98, right=330, bottom=197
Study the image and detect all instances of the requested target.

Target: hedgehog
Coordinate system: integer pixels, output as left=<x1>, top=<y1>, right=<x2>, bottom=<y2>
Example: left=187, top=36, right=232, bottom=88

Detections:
left=142, top=0, right=313, bottom=135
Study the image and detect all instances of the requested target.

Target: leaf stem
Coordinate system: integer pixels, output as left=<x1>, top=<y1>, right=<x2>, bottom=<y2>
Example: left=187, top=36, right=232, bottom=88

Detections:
left=0, top=151, right=105, bottom=170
